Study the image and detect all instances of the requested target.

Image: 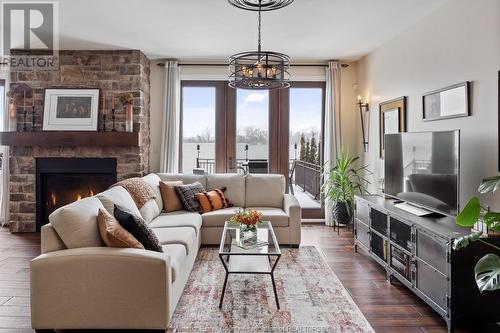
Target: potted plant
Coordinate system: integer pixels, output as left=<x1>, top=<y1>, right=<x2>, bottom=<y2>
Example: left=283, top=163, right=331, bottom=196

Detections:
left=230, top=208, right=263, bottom=245
left=119, top=92, right=134, bottom=132
left=321, top=148, right=370, bottom=225
left=453, top=175, right=500, bottom=292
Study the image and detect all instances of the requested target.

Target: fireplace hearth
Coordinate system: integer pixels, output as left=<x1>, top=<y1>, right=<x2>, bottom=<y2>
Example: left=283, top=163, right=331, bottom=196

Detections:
left=36, top=158, right=117, bottom=231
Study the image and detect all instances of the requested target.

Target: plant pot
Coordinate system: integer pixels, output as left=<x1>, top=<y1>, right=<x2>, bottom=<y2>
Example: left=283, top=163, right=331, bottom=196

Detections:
left=332, top=202, right=352, bottom=225
left=239, top=223, right=257, bottom=245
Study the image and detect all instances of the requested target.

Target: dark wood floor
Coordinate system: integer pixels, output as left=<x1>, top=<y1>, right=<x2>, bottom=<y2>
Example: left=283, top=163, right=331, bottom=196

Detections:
left=0, top=224, right=491, bottom=332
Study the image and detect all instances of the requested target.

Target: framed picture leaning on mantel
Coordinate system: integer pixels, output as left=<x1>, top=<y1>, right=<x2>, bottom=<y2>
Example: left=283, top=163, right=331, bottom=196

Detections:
left=422, top=81, right=470, bottom=121
left=43, top=88, right=99, bottom=131
left=379, top=96, right=406, bottom=159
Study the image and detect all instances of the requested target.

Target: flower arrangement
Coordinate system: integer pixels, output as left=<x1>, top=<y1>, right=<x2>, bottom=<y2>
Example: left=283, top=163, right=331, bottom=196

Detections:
left=230, top=208, right=263, bottom=226
left=118, top=92, right=134, bottom=105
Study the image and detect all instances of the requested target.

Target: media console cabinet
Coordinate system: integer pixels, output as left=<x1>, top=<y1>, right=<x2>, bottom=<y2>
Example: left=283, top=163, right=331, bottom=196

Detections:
left=354, top=195, right=500, bottom=333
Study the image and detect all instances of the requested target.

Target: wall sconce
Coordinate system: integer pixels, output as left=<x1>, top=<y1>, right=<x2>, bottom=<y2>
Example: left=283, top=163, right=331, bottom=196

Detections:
left=357, top=95, right=370, bottom=152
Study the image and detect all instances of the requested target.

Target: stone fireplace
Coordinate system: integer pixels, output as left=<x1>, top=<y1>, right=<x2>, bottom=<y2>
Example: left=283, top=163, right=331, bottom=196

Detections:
left=36, top=158, right=117, bottom=231
left=5, top=49, right=151, bottom=232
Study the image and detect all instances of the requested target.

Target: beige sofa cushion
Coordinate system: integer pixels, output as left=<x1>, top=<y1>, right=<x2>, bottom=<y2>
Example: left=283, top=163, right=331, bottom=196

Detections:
left=157, top=173, right=207, bottom=188
left=142, top=174, right=164, bottom=212
left=201, top=207, right=243, bottom=227
left=49, top=197, right=104, bottom=249
left=161, top=244, right=186, bottom=283
left=153, top=227, right=197, bottom=255
left=96, top=186, right=142, bottom=218
left=245, top=207, right=289, bottom=227
left=245, top=174, right=285, bottom=208
left=206, top=174, right=245, bottom=207
left=141, top=174, right=163, bottom=223
left=149, top=211, right=202, bottom=236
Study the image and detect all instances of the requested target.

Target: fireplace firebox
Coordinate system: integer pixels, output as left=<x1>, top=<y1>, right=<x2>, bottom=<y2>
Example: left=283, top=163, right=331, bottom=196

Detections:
left=36, top=158, right=117, bottom=231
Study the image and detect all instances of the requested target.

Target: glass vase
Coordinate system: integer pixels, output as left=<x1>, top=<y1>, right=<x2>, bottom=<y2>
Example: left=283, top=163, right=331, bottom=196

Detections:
left=239, top=223, right=257, bottom=245
left=125, top=103, right=133, bottom=132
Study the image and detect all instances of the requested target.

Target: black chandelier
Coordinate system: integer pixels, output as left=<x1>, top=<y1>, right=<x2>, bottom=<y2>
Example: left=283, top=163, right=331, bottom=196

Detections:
left=228, top=0, right=292, bottom=90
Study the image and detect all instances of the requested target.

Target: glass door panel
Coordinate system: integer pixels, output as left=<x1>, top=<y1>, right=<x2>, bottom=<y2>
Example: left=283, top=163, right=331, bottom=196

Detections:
left=289, top=86, right=324, bottom=208
left=181, top=86, right=216, bottom=173
left=235, top=90, right=269, bottom=174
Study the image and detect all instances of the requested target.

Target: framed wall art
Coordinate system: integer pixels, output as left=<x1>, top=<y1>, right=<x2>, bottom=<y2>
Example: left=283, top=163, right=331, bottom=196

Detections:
left=423, top=81, right=470, bottom=121
left=43, top=88, right=99, bottom=131
left=379, top=96, right=406, bottom=159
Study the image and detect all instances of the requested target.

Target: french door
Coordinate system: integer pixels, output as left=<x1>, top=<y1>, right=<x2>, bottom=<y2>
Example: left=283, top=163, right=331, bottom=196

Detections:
left=179, top=81, right=324, bottom=192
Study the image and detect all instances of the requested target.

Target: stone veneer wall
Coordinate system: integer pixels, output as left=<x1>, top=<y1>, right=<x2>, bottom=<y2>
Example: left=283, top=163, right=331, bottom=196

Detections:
left=8, top=50, right=151, bottom=232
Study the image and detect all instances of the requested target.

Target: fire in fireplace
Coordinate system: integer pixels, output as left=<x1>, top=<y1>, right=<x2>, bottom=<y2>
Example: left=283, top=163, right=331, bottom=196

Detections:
left=36, top=158, right=117, bottom=231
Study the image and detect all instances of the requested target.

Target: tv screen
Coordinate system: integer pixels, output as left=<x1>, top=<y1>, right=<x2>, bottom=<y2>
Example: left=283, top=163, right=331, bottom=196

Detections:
left=384, top=130, right=460, bottom=216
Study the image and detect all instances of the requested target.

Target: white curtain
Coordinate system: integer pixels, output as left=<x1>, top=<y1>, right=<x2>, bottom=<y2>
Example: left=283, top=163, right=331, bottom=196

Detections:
left=0, top=83, right=9, bottom=227
left=324, top=61, right=342, bottom=226
left=159, top=60, right=181, bottom=173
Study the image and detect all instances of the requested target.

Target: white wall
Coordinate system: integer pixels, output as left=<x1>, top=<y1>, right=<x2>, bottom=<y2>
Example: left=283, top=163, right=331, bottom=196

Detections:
left=149, top=62, right=360, bottom=172
left=356, top=0, right=500, bottom=209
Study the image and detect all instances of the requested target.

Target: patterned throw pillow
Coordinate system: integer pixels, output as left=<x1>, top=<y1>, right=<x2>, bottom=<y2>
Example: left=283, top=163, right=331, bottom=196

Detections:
left=113, top=206, right=163, bottom=252
left=175, top=182, right=206, bottom=212
left=195, top=188, right=230, bottom=213
left=97, top=208, right=144, bottom=249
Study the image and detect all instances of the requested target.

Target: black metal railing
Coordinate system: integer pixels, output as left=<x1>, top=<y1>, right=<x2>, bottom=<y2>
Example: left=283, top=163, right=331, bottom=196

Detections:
left=294, top=160, right=321, bottom=199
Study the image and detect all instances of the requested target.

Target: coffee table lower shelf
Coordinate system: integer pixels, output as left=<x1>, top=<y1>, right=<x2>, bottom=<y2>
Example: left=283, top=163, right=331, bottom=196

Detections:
left=218, top=254, right=281, bottom=309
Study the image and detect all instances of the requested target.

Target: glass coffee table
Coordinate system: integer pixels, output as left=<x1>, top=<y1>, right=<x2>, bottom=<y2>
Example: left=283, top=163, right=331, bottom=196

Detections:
left=218, top=221, right=281, bottom=309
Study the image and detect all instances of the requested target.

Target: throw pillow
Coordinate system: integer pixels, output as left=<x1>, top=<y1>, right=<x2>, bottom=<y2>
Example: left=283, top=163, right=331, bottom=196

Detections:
left=195, top=188, right=230, bottom=213
left=175, top=182, right=206, bottom=212
left=49, top=197, right=104, bottom=249
left=97, top=208, right=144, bottom=249
left=113, top=206, right=163, bottom=252
left=159, top=180, right=184, bottom=212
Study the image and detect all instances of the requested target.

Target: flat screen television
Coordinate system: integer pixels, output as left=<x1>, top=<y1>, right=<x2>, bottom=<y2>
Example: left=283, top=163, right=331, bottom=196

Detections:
left=384, top=130, right=460, bottom=216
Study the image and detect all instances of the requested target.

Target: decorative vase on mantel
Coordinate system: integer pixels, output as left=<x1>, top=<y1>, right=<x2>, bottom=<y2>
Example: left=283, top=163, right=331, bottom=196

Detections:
left=124, top=103, right=133, bottom=133
left=8, top=102, right=17, bottom=131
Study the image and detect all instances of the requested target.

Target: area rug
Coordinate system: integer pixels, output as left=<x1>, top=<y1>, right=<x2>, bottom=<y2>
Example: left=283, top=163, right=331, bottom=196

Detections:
left=167, top=246, right=374, bottom=333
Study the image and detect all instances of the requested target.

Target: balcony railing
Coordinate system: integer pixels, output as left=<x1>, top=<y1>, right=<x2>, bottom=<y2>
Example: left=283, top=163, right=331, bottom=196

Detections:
left=294, top=160, right=321, bottom=200
left=194, top=157, right=321, bottom=200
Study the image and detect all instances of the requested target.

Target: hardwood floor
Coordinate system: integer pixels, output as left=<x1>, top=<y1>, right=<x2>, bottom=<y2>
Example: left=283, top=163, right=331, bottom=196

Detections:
left=0, top=225, right=492, bottom=332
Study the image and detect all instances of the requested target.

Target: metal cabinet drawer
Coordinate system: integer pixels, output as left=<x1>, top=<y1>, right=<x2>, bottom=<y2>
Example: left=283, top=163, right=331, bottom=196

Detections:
left=355, top=200, right=370, bottom=225
left=356, top=220, right=370, bottom=249
left=416, top=229, right=448, bottom=274
left=416, top=259, right=448, bottom=313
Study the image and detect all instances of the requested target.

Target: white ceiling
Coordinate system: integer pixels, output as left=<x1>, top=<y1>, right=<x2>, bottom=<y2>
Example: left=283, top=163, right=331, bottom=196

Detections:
left=54, top=0, right=449, bottom=62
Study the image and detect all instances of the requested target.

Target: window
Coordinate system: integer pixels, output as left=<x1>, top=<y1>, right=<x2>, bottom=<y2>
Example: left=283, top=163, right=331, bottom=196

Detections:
left=181, top=85, right=216, bottom=173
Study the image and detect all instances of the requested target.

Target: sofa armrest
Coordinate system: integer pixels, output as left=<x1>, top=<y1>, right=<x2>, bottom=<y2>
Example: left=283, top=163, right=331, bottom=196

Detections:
left=31, top=247, right=171, bottom=330
left=284, top=193, right=301, bottom=245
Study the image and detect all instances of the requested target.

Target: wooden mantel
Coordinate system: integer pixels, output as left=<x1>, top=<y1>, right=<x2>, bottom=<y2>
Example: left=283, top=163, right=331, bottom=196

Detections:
left=0, top=131, right=141, bottom=147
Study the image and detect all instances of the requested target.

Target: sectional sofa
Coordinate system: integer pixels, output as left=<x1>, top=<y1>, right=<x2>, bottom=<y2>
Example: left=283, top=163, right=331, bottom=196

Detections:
left=30, top=173, right=301, bottom=331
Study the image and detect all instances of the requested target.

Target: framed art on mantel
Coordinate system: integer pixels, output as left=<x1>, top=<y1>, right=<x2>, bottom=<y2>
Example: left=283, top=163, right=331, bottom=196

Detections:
left=43, top=88, right=99, bottom=131
left=379, top=96, right=406, bottom=159
left=422, top=81, right=470, bottom=121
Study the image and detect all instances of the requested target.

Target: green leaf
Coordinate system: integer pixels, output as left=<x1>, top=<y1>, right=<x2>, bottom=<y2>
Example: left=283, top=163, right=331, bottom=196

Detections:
left=484, top=212, right=500, bottom=232
left=474, top=253, right=500, bottom=292
left=478, top=176, right=500, bottom=194
left=456, top=197, right=481, bottom=227
left=452, top=231, right=482, bottom=251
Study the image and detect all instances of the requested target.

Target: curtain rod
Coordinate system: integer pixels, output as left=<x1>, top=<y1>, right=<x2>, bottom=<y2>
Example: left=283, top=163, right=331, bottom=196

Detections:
left=156, top=62, right=349, bottom=68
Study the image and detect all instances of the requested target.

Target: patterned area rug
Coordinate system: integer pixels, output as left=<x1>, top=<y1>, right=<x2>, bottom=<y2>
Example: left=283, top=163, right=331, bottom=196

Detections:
left=167, top=246, right=374, bottom=333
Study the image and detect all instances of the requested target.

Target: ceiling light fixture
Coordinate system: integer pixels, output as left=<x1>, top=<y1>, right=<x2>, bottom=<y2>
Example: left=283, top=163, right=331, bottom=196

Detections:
left=228, top=0, right=292, bottom=90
